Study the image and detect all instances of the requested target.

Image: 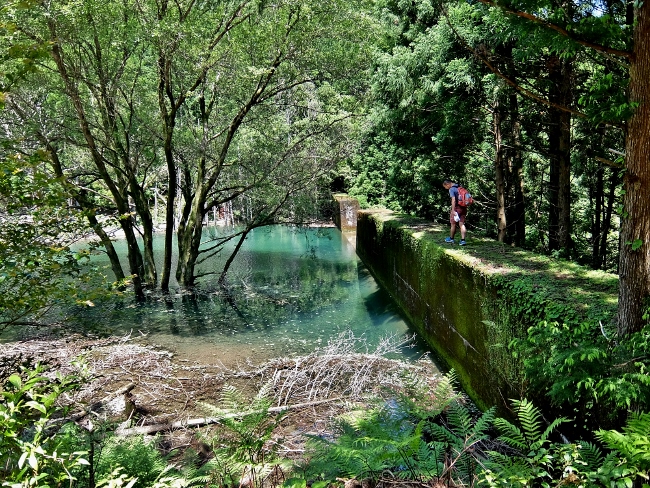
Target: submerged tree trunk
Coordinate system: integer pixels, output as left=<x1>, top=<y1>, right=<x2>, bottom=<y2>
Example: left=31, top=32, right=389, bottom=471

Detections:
left=160, top=126, right=177, bottom=293
left=128, top=175, right=157, bottom=288
left=176, top=196, right=206, bottom=288
left=87, top=213, right=126, bottom=282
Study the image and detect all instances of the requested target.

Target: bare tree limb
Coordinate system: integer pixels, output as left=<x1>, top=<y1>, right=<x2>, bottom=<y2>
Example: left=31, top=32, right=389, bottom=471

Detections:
left=115, top=396, right=344, bottom=436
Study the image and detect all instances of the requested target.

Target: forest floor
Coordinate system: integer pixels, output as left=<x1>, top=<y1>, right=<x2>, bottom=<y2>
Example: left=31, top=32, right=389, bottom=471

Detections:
left=0, top=332, right=442, bottom=465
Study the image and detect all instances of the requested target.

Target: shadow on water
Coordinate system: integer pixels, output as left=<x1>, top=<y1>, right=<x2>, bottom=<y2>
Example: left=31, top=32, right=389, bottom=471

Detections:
left=63, top=226, right=438, bottom=368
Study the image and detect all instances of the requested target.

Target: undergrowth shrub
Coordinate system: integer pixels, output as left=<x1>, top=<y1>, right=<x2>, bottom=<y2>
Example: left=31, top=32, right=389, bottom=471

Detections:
left=302, top=372, right=650, bottom=488
left=0, top=365, right=89, bottom=487
left=191, top=384, right=290, bottom=488
left=303, top=372, right=494, bottom=486
left=514, top=320, right=650, bottom=427
left=4, top=364, right=649, bottom=488
left=92, top=435, right=178, bottom=488
left=481, top=400, right=650, bottom=488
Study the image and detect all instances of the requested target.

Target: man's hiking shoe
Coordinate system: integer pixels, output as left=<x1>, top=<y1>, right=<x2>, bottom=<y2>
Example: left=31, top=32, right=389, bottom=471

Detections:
left=444, top=237, right=455, bottom=244
left=459, top=239, right=467, bottom=246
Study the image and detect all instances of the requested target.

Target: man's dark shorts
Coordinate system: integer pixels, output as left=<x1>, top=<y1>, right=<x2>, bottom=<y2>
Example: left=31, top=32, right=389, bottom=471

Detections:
left=450, top=206, right=467, bottom=224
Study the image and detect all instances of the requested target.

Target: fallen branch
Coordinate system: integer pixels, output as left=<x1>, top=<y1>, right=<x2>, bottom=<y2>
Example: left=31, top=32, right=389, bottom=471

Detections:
left=116, top=396, right=345, bottom=436
left=69, top=382, right=137, bottom=421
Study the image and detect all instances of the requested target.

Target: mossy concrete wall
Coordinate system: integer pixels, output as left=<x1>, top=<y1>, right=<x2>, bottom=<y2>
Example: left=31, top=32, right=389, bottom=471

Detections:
left=356, top=209, right=618, bottom=413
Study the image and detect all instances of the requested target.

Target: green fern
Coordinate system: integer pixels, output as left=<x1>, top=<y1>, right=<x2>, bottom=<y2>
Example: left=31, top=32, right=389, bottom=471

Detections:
left=577, top=441, right=605, bottom=471
left=481, top=399, right=588, bottom=488
left=397, top=370, right=462, bottom=422
left=94, top=435, right=174, bottom=488
left=425, top=401, right=495, bottom=485
left=305, top=388, right=494, bottom=486
left=595, top=412, right=650, bottom=474
left=480, top=452, right=538, bottom=487
left=494, top=399, right=567, bottom=454
left=196, top=385, right=289, bottom=488
left=305, top=405, right=443, bottom=482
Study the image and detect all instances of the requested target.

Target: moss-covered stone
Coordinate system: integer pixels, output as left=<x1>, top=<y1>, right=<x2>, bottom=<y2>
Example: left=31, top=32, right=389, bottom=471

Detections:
left=356, top=209, right=618, bottom=413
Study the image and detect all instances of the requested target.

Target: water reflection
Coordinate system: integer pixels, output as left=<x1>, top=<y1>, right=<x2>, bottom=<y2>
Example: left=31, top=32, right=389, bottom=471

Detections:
left=71, top=226, right=433, bottom=365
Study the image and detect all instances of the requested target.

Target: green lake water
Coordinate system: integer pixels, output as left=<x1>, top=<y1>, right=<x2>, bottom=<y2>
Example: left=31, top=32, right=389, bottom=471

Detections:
left=65, top=226, right=437, bottom=367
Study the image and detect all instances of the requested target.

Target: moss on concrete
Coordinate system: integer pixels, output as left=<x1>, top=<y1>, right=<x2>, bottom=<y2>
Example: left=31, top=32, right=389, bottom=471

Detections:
left=356, top=209, right=618, bottom=413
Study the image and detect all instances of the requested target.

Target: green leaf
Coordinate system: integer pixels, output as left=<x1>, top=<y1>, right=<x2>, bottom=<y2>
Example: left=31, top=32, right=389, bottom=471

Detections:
left=7, top=374, right=22, bottom=389
left=283, top=478, right=307, bottom=488
left=25, top=401, right=47, bottom=414
left=311, top=481, right=330, bottom=488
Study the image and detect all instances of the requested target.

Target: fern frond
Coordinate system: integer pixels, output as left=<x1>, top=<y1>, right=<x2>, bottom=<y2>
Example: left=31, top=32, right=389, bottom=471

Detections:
left=427, top=422, right=462, bottom=445
left=595, top=412, right=650, bottom=466
left=416, top=441, right=445, bottom=479
left=536, top=416, right=568, bottom=447
left=433, top=371, right=462, bottom=409
left=511, top=399, right=543, bottom=444
left=577, top=441, right=604, bottom=471
left=446, top=401, right=473, bottom=438
left=623, top=412, right=650, bottom=436
left=221, top=384, right=243, bottom=410
left=493, top=417, right=527, bottom=451
left=470, top=407, right=496, bottom=439
left=481, top=451, right=536, bottom=486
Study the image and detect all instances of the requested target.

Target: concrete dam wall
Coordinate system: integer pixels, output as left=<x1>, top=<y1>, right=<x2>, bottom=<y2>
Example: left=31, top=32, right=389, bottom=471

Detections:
left=351, top=208, right=618, bottom=412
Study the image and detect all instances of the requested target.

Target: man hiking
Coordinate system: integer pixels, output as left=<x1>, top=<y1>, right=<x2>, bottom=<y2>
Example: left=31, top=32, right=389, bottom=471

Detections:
left=442, top=179, right=467, bottom=246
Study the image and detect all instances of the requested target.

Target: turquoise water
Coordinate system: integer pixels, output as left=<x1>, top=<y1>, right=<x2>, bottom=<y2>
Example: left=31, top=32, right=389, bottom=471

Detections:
left=73, top=226, right=435, bottom=367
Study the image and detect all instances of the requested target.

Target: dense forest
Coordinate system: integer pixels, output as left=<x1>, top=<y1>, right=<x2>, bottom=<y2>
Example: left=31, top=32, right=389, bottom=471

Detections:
left=2, top=0, right=650, bottom=486
left=342, top=0, right=649, bottom=339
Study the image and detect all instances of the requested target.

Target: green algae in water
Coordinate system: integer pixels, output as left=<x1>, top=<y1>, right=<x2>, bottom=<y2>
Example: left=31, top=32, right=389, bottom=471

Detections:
left=72, top=226, right=433, bottom=366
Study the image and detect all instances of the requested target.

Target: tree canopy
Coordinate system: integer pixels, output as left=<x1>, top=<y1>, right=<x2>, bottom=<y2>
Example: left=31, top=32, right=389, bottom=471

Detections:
left=345, top=0, right=649, bottom=336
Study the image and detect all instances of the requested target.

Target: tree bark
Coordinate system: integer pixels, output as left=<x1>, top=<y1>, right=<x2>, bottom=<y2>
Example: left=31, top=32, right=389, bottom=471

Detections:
left=176, top=201, right=205, bottom=288
left=157, top=38, right=178, bottom=293
left=494, top=98, right=508, bottom=242
left=48, top=17, right=146, bottom=298
left=160, top=124, right=177, bottom=293
left=128, top=175, right=157, bottom=288
left=547, top=54, right=573, bottom=254
left=45, top=141, right=126, bottom=281
left=617, top=3, right=650, bottom=335
left=497, top=43, right=526, bottom=246
left=508, top=90, right=526, bottom=246
left=592, top=166, right=604, bottom=268
left=599, top=169, right=618, bottom=269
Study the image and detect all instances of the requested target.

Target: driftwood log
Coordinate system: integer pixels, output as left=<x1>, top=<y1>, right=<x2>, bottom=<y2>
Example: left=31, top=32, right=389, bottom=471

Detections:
left=115, top=396, right=344, bottom=436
